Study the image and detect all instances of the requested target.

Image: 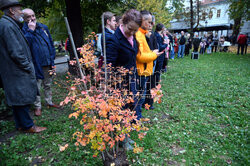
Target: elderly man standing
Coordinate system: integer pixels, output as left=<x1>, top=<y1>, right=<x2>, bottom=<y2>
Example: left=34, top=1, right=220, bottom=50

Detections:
left=0, top=0, right=46, bottom=133
left=22, top=8, right=60, bottom=116
left=178, top=31, right=186, bottom=58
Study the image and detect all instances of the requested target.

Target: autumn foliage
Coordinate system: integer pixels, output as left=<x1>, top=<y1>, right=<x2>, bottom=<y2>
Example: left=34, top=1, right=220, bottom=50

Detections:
left=60, top=33, right=163, bottom=161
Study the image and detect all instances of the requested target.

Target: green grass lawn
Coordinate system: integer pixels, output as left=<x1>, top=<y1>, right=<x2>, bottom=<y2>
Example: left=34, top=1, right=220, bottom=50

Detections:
left=0, top=52, right=249, bottom=165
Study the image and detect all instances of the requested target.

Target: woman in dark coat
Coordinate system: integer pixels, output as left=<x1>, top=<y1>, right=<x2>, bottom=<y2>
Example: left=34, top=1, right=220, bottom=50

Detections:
left=106, top=9, right=142, bottom=150
left=106, top=9, right=142, bottom=118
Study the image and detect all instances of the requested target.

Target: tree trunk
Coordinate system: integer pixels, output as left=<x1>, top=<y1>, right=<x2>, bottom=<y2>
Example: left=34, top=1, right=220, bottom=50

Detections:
left=194, top=0, right=200, bottom=31
left=65, top=0, right=83, bottom=75
left=233, top=17, right=241, bottom=38
left=190, top=0, right=194, bottom=40
left=103, top=148, right=129, bottom=166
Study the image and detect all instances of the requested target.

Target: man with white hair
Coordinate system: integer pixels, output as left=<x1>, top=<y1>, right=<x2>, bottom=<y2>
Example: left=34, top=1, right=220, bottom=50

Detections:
left=178, top=31, right=186, bottom=58
left=22, top=8, right=60, bottom=116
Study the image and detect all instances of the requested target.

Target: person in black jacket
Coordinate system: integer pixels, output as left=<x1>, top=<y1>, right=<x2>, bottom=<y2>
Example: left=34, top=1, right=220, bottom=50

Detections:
left=185, top=33, right=192, bottom=56
left=193, top=33, right=200, bottom=52
left=22, top=8, right=60, bottom=116
left=144, top=15, right=158, bottom=110
left=178, top=31, right=186, bottom=58
left=0, top=0, right=46, bottom=133
left=106, top=9, right=142, bottom=150
left=98, top=12, right=117, bottom=68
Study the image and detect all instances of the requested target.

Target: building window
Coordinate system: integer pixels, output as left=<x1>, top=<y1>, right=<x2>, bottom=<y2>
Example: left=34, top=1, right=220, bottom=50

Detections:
left=217, top=9, right=221, bottom=18
left=209, top=11, right=213, bottom=19
left=202, top=12, right=206, bottom=20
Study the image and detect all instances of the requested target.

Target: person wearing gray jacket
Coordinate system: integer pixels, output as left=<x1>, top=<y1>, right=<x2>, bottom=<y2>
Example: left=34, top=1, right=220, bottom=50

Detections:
left=0, top=0, right=46, bottom=133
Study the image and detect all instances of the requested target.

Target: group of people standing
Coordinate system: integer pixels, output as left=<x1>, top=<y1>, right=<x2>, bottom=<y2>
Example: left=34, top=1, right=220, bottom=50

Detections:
left=96, top=9, right=171, bottom=150
left=169, top=32, right=221, bottom=58
left=0, top=0, right=59, bottom=133
left=98, top=10, right=172, bottom=122
left=171, top=31, right=249, bottom=56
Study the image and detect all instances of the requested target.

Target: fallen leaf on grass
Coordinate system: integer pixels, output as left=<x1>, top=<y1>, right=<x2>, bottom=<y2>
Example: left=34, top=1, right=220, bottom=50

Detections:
left=133, top=143, right=143, bottom=153
left=59, top=144, right=68, bottom=152
left=170, top=145, right=186, bottom=155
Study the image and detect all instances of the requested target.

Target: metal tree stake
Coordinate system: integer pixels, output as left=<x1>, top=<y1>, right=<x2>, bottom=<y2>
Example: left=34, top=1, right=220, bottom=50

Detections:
left=64, top=17, right=88, bottom=91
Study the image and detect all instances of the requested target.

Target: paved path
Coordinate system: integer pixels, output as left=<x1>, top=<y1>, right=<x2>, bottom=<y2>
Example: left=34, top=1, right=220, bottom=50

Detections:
left=55, top=55, right=69, bottom=73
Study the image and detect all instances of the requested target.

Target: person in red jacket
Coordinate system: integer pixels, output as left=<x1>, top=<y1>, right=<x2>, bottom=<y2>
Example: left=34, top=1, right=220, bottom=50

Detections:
left=237, top=32, right=247, bottom=55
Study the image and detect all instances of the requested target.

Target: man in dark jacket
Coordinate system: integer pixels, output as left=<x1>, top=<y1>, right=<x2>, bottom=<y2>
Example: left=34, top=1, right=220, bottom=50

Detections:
left=145, top=15, right=158, bottom=110
left=22, top=8, right=60, bottom=116
left=0, top=0, right=46, bottom=133
left=178, top=31, right=186, bottom=58
left=98, top=11, right=117, bottom=68
left=193, top=33, right=200, bottom=52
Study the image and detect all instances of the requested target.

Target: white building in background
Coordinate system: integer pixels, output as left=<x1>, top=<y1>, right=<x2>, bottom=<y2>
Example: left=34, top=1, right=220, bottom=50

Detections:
left=167, top=0, right=250, bottom=37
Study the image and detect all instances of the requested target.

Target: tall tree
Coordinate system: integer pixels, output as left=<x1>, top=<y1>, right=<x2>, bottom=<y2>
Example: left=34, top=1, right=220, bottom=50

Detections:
left=39, top=0, right=67, bottom=41
left=65, top=0, right=83, bottom=48
left=136, top=0, right=172, bottom=25
left=190, top=0, right=194, bottom=39
left=228, top=0, right=250, bottom=37
left=64, top=0, right=83, bottom=75
left=21, top=0, right=51, bottom=17
left=169, top=0, right=211, bottom=34
left=81, top=0, right=120, bottom=33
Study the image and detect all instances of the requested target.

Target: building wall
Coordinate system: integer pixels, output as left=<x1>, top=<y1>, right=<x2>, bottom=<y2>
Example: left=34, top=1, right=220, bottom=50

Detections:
left=201, top=1, right=231, bottom=26
left=240, top=21, right=250, bottom=34
left=167, top=0, right=249, bottom=37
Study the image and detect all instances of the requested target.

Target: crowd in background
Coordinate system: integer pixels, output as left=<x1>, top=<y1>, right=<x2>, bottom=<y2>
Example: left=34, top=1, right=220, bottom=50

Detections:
left=163, top=31, right=249, bottom=58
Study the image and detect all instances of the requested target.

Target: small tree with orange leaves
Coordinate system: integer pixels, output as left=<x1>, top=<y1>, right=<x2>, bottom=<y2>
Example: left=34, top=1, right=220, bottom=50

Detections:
left=60, top=33, right=163, bottom=165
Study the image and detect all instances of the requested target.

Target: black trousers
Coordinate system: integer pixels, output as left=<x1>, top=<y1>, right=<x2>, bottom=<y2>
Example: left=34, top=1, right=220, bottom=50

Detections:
left=212, top=45, right=218, bottom=53
left=237, top=44, right=245, bottom=55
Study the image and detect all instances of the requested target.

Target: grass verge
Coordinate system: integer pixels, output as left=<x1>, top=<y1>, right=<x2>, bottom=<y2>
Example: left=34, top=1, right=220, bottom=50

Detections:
left=0, top=52, right=249, bottom=165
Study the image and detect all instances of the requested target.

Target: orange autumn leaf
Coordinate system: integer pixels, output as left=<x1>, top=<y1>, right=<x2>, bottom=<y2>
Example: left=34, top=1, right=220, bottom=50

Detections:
left=138, top=133, right=146, bottom=140
left=63, top=96, right=70, bottom=105
left=119, top=134, right=126, bottom=141
left=79, top=137, right=87, bottom=146
left=88, top=131, right=96, bottom=139
left=98, top=101, right=110, bottom=117
left=109, top=140, right=115, bottom=148
left=102, top=134, right=110, bottom=142
left=59, top=144, right=68, bottom=152
left=156, top=84, right=161, bottom=89
left=133, top=143, right=143, bottom=153
left=141, top=118, right=150, bottom=122
left=144, top=103, right=150, bottom=110
left=69, top=112, right=79, bottom=119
